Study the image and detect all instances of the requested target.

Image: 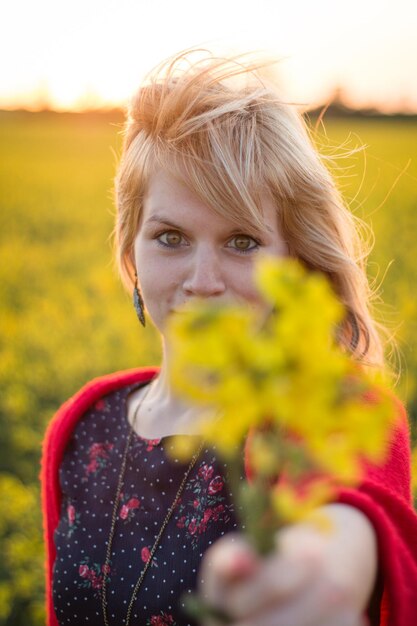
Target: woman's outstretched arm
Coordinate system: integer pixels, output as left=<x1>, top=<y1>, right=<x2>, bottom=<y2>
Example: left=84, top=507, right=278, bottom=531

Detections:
left=199, top=503, right=377, bottom=626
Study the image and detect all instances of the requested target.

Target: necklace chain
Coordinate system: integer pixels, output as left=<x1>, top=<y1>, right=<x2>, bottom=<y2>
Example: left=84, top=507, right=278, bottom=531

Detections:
left=101, top=383, right=203, bottom=626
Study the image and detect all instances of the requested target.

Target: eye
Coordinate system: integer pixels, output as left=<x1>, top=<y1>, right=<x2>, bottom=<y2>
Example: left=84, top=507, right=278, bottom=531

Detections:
left=227, top=234, right=260, bottom=253
left=157, top=230, right=185, bottom=247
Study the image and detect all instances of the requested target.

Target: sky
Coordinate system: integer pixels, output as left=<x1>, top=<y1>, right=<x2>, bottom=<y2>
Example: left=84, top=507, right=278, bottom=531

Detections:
left=1, top=0, right=417, bottom=112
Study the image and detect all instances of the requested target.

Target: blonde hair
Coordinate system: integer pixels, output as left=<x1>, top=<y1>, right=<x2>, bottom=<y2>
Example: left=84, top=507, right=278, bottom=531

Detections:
left=114, top=49, right=385, bottom=368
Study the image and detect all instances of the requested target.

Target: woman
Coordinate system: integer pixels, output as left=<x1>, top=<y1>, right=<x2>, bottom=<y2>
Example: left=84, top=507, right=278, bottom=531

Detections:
left=41, top=50, right=417, bottom=626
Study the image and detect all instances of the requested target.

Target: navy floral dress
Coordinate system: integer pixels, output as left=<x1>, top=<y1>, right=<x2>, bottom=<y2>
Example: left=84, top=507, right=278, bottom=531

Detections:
left=53, top=382, right=243, bottom=626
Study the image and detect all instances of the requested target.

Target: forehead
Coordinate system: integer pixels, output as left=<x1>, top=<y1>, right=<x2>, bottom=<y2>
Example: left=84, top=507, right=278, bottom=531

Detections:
left=142, top=168, right=278, bottom=234
left=144, top=168, right=203, bottom=211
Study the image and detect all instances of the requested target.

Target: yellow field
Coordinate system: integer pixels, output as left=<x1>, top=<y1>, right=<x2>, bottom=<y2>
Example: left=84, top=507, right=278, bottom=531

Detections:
left=0, top=110, right=416, bottom=624
left=321, top=117, right=417, bottom=409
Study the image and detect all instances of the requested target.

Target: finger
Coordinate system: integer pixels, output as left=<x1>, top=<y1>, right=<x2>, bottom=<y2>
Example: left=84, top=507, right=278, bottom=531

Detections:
left=222, top=549, right=312, bottom=619
left=233, top=614, right=366, bottom=626
left=199, top=534, right=260, bottom=608
left=199, top=530, right=315, bottom=619
left=220, top=526, right=326, bottom=619
left=226, top=568, right=364, bottom=626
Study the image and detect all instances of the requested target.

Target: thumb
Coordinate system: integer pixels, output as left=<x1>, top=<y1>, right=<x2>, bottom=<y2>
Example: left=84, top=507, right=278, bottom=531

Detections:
left=215, top=536, right=260, bottom=583
left=199, top=533, right=260, bottom=604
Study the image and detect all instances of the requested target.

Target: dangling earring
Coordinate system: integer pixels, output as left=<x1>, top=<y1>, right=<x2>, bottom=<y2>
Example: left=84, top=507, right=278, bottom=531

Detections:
left=133, top=274, right=146, bottom=327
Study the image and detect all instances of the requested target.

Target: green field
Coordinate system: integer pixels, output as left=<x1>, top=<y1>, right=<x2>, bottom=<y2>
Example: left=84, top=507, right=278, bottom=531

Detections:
left=0, top=110, right=416, bottom=624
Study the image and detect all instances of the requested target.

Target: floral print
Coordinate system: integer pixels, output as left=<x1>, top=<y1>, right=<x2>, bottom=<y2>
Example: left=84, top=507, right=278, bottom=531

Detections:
left=176, top=457, right=234, bottom=548
left=94, top=398, right=109, bottom=412
left=130, top=433, right=162, bottom=458
left=208, top=475, right=224, bottom=494
left=141, top=546, right=158, bottom=567
left=146, top=612, right=176, bottom=626
left=119, top=492, right=141, bottom=522
left=54, top=384, right=241, bottom=626
left=198, top=463, right=214, bottom=481
left=84, top=441, right=114, bottom=477
left=143, top=437, right=162, bottom=452
left=77, top=556, right=111, bottom=598
left=65, top=501, right=80, bottom=537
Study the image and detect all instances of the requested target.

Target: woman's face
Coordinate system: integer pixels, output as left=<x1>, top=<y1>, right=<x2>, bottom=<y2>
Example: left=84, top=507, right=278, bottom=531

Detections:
left=134, top=169, right=288, bottom=335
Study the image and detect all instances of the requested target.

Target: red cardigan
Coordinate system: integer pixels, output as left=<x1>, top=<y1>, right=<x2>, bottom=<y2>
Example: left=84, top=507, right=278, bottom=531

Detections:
left=41, top=368, right=417, bottom=626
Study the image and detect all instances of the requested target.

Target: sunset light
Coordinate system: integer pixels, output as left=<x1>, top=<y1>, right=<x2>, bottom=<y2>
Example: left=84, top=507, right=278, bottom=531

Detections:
left=2, top=1, right=417, bottom=625
left=1, top=0, right=417, bottom=112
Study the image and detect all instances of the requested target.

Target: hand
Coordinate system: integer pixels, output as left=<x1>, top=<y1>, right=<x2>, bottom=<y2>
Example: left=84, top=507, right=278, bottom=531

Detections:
left=198, top=504, right=377, bottom=626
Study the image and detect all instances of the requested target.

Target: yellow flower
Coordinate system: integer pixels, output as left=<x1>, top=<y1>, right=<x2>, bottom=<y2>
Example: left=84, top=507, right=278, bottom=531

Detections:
left=169, top=435, right=201, bottom=462
left=246, top=431, right=282, bottom=479
left=167, top=256, right=395, bottom=528
left=272, top=478, right=334, bottom=524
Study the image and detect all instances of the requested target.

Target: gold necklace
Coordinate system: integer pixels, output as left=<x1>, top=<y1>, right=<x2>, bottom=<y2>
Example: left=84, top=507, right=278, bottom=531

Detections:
left=101, top=383, right=203, bottom=626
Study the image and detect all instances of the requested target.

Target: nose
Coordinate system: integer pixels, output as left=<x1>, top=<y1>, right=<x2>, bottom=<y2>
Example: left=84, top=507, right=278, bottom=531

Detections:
left=182, top=247, right=226, bottom=298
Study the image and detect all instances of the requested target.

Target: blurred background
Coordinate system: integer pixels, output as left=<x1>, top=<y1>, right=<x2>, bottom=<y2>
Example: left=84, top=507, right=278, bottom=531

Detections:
left=1, top=0, right=416, bottom=623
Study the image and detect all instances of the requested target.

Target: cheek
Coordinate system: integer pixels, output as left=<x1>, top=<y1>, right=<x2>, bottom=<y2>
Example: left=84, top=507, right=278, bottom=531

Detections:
left=137, top=270, right=165, bottom=313
left=229, top=266, right=262, bottom=305
left=134, top=241, right=160, bottom=286
left=136, top=258, right=180, bottom=323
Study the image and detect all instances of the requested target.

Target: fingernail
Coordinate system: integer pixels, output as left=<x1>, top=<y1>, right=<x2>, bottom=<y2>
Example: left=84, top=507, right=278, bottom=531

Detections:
left=224, top=551, right=258, bottom=581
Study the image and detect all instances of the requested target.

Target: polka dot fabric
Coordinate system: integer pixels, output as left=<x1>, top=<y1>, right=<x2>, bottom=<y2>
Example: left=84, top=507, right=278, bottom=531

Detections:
left=53, top=383, right=243, bottom=626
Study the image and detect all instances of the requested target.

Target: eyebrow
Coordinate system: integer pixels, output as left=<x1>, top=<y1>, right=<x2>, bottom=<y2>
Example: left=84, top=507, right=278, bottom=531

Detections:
left=143, top=213, right=274, bottom=236
left=143, top=215, right=183, bottom=229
